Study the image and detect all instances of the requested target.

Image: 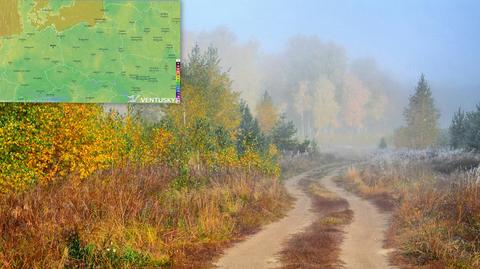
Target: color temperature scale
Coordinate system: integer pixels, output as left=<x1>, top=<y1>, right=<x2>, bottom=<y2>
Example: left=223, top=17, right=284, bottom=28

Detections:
left=176, top=59, right=181, bottom=103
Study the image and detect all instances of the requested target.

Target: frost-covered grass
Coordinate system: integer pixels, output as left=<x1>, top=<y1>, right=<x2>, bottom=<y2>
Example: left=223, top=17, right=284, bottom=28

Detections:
left=371, top=148, right=478, bottom=165
left=339, top=148, right=480, bottom=268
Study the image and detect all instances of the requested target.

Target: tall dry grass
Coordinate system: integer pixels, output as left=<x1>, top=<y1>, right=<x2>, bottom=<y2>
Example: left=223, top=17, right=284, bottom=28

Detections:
left=0, top=165, right=290, bottom=268
left=338, top=151, right=480, bottom=268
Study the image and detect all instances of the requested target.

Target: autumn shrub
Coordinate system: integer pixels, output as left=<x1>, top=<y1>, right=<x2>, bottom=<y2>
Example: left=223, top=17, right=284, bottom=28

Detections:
left=0, top=104, right=128, bottom=193
left=0, top=103, right=278, bottom=193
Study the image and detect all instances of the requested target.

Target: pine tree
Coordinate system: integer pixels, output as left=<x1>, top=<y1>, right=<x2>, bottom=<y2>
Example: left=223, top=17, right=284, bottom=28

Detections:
left=378, top=137, right=388, bottom=149
left=271, top=114, right=299, bottom=152
left=449, top=108, right=466, bottom=149
left=402, top=74, right=440, bottom=149
left=236, top=101, right=267, bottom=156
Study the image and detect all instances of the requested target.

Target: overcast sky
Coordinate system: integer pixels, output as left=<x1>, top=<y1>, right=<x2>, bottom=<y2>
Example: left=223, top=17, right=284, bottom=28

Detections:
left=183, top=0, right=480, bottom=126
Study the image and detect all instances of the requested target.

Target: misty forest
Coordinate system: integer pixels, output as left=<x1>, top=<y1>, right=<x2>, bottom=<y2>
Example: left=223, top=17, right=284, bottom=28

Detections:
left=1, top=4, right=480, bottom=269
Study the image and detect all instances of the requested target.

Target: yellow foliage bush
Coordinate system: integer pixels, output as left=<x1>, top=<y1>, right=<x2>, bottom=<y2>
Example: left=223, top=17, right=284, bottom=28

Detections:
left=1, top=102, right=281, bottom=193
left=145, top=128, right=176, bottom=165
left=239, top=145, right=280, bottom=177
left=0, top=104, right=128, bottom=193
left=204, top=146, right=241, bottom=170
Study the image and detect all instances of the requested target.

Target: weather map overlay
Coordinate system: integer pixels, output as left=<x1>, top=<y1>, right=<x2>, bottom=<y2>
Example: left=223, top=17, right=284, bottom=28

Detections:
left=0, top=0, right=181, bottom=103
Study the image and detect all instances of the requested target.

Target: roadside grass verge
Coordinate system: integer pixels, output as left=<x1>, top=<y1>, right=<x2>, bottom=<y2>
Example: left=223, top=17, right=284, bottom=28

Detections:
left=335, top=152, right=480, bottom=269
left=0, top=165, right=291, bottom=268
left=334, top=166, right=397, bottom=212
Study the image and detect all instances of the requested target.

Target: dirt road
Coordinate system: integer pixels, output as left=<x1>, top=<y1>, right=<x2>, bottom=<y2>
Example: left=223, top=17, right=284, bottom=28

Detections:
left=214, top=169, right=318, bottom=269
left=215, top=164, right=396, bottom=269
left=322, top=173, right=397, bottom=269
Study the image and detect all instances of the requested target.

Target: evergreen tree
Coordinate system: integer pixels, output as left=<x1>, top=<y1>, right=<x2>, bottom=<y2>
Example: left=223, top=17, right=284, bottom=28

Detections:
left=449, top=108, right=467, bottom=149
left=236, top=101, right=267, bottom=156
left=271, top=114, right=299, bottom=152
left=378, top=137, right=388, bottom=149
left=402, top=74, right=440, bottom=149
left=297, top=139, right=311, bottom=153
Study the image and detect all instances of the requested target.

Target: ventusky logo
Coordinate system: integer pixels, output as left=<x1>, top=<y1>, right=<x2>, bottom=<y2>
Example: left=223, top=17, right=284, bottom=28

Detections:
left=128, top=95, right=140, bottom=103
left=128, top=95, right=176, bottom=103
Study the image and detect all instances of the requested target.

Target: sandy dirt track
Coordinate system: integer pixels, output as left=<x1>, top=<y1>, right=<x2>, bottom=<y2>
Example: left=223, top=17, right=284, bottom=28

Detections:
left=214, top=169, right=318, bottom=269
left=321, top=172, right=397, bottom=269
left=215, top=163, right=396, bottom=269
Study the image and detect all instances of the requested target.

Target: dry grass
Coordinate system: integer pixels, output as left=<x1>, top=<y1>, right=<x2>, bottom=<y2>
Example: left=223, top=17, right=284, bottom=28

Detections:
left=0, top=165, right=291, bottom=268
left=392, top=177, right=480, bottom=268
left=337, top=155, right=480, bottom=269
left=277, top=173, right=353, bottom=269
left=336, top=166, right=396, bottom=212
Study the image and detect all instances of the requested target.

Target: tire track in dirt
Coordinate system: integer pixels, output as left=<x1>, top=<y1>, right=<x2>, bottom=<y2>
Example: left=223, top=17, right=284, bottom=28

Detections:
left=214, top=164, right=342, bottom=269
left=321, top=172, right=398, bottom=269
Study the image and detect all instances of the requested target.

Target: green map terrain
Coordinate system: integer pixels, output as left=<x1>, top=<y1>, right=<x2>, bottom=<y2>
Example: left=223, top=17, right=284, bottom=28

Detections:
left=0, top=0, right=181, bottom=103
